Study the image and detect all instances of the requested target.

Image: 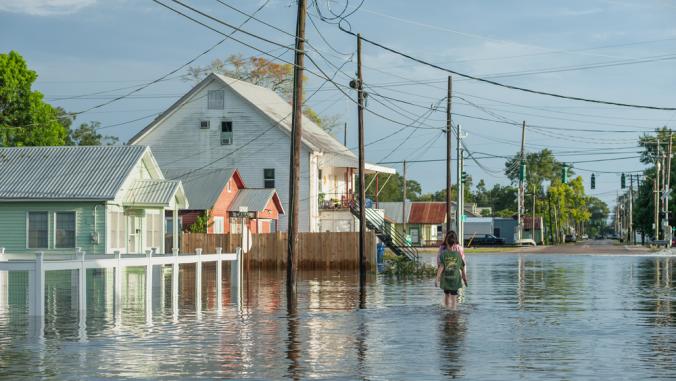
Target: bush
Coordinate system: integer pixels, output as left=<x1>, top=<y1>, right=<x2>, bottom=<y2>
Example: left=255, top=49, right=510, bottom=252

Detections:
left=382, top=255, right=437, bottom=277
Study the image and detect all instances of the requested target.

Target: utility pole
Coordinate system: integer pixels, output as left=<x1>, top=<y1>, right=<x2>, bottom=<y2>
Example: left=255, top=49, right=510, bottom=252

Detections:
left=666, top=131, right=673, bottom=247
left=656, top=139, right=661, bottom=240
left=446, top=76, right=452, bottom=235
left=518, top=121, right=526, bottom=242
left=629, top=175, right=634, bottom=245
left=287, top=0, right=306, bottom=292
left=344, top=122, right=348, bottom=146
left=456, top=124, right=462, bottom=240
left=402, top=160, right=408, bottom=235
left=532, top=188, right=536, bottom=244
left=356, top=33, right=367, bottom=286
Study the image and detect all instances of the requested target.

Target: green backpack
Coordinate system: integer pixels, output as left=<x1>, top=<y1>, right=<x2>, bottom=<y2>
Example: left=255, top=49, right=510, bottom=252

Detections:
left=440, top=250, right=463, bottom=290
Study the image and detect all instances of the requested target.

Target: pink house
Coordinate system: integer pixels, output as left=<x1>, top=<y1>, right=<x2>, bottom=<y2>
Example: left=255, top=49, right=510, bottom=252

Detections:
left=166, top=168, right=284, bottom=234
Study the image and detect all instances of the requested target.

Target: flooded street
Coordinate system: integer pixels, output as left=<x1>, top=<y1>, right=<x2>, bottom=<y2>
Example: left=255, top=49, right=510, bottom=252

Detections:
left=0, top=253, right=673, bottom=380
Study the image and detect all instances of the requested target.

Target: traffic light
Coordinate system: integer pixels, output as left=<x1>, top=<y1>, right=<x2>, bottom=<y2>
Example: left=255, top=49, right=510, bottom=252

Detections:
left=621, top=173, right=626, bottom=189
left=462, top=171, right=468, bottom=183
left=561, top=163, right=569, bottom=183
left=591, top=173, right=596, bottom=189
left=519, top=160, right=526, bottom=182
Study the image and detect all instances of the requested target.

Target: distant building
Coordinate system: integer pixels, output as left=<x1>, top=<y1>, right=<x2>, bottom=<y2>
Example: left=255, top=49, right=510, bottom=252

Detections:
left=377, top=201, right=480, bottom=246
left=0, top=146, right=188, bottom=254
left=493, top=218, right=518, bottom=244
left=523, top=215, right=545, bottom=244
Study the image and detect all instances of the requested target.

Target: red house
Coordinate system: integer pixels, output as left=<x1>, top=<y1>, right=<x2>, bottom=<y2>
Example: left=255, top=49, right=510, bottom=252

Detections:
left=165, top=168, right=284, bottom=234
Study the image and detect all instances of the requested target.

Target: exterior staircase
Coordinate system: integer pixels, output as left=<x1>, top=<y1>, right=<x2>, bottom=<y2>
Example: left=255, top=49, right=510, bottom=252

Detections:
left=350, top=202, right=418, bottom=261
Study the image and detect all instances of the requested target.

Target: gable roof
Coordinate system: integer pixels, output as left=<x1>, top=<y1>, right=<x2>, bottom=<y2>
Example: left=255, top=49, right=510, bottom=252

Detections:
left=163, top=168, right=244, bottom=210
left=0, top=145, right=148, bottom=200
left=129, top=74, right=354, bottom=158
left=124, top=179, right=183, bottom=206
left=229, top=188, right=285, bottom=214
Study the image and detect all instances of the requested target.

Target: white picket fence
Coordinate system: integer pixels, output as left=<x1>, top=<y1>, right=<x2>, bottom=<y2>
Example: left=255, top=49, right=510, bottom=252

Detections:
left=0, top=247, right=243, bottom=317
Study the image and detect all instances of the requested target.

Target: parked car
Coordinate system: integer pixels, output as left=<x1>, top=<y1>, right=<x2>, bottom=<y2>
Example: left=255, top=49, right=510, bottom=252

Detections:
left=580, top=234, right=589, bottom=240
left=464, top=234, right=505, bottom=247
left=594, top=234, right=605, bottom=240
left=564, top=234, right=577, bottom=243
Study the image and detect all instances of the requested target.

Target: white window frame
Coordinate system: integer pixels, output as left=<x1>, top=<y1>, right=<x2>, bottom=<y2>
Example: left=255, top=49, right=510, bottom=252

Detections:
left=26, top=211, right=49, bottom=249
left=213, top=216, right=225, bottom=234
left=54, top=211, right=77, bottom=249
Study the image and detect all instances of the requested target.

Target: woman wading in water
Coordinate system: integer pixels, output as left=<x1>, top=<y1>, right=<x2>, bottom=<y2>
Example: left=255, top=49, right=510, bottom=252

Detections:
left=435, top=231, right=468, bottom=308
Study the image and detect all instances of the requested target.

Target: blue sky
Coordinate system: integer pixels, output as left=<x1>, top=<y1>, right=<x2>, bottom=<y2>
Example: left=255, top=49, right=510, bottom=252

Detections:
left=2, top=0, right=676, bottom=207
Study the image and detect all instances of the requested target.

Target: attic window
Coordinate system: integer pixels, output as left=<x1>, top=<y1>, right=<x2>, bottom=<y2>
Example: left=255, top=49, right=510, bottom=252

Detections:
left=200, top=120, right=210, bottom=129
left=221, top=121, right=233, bottom=145
left=207, top=90, right=225, bottom=109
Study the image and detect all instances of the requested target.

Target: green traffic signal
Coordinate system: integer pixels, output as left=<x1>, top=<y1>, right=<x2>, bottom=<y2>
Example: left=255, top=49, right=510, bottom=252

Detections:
left=621, top=173, right=626, bottom=189
left=561, top=163, right=569, bottom=183
left=591, top=173, right=596, bottom=189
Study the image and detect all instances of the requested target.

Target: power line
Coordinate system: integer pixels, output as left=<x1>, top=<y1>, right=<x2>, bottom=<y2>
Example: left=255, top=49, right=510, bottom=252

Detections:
left=336, top=28, right=676, bottom=111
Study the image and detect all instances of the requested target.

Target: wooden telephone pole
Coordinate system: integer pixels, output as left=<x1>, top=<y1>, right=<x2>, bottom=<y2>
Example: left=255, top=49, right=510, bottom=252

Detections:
left=518, top=121, right=526, bottom=242
left=357, top=34, right=367, bottom=286
left=446, top=76, right=452, bottom=235
left=287, top=0, right=306, bottom=291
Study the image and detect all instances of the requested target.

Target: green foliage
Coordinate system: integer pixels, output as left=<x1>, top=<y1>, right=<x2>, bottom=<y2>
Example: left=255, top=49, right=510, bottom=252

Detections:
left=0, top=51, right=69, bottom=146
left=68, top=121, right=119, bottom=146
left=638, top=127, right=671, bottom=164
left=473, top=183, right=517, bottom=216
left=382, top=254, right=437, bottom=277
left=505, top=149, right=571, bottom=192
left=364, top=173, right=422, bottom=201
left=189, top=211, right=213, bottom=233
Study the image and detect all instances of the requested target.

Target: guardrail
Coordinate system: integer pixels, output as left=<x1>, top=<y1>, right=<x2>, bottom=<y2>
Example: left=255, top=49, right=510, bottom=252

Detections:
left=0, top=247, right=243, bottom=318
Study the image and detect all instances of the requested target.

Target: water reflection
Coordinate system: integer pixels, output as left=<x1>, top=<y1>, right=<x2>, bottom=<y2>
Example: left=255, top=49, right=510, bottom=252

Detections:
left=0, top=254, right=673, bottom=380
left=438, top=310, right=467, bottom=378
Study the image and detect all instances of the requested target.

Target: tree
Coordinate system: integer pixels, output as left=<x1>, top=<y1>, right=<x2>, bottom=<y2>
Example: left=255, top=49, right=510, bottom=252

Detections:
left=68, top=121, right=119, bottom=146
left=189, top=211, right=213, bottom=233
left=0, top=51, right=70, bottom=146
left=185, top=54, right=340, bottom=133
left=587, top=196, right=609, bottom=237
left=505, top=149, right=571, bottom=192
left=638, top=127, right=671, bottom=164
left=364, top=173, right=422, bottom=202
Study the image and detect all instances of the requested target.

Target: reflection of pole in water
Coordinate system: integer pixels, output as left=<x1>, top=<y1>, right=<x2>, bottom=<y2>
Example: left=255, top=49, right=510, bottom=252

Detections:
left=286, top=289, right=301, bottom=381
left=517, top=255, right=525, bottom=308
left=355, top=310, right=368, bottom=376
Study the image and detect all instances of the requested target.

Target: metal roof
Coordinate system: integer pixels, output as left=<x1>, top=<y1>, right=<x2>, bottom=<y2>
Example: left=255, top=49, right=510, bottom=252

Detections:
left=163, top=168, right=239, bottom=210
left=0, top=145, right=147, bottom=200
left=228, top=188, right=282, bottom=213
left=124, top=179, right=182, bottom=206
left=408, top=202, right=447, bottom=224
left=128, top=74, right=396, bottom=173
left=377, top=201, right=412, bottom=224
left=319, top=153, right=396, bottom=174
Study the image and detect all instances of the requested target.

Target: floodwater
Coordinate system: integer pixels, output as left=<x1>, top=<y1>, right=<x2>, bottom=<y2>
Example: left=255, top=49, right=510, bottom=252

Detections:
left=0, top=254, right=674, bottom=380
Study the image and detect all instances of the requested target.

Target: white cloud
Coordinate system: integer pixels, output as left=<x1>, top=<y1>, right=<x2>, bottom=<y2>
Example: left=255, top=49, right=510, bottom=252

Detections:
left=0, top=0, right=96, bottom=16
left=557, top=8, right=603, bottom=16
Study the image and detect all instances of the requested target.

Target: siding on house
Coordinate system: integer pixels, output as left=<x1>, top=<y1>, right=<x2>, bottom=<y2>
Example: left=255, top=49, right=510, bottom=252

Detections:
left=131, top=79, right=311, bottom=231
left=209, top=174, right=242, bottom=234
left=0, top=201, right=106, bottom=255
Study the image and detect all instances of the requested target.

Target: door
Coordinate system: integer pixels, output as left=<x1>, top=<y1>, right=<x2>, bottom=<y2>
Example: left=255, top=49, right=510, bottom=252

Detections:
left=127, top=215, right=142, bottom=253
left=409, top=226, right=420, bottom=246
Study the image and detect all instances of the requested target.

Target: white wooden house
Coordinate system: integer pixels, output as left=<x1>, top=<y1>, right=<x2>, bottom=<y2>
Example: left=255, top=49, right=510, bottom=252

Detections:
left=129, top=73, right=394, bottom=232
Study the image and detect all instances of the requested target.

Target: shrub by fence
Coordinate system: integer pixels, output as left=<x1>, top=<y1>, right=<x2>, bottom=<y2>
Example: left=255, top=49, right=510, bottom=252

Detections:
left=167, top=232, right=376, bottom=271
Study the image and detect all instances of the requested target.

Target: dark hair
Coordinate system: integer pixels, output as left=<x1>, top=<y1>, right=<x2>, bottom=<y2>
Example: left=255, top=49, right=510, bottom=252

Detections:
left=444, top=231, right=458, bottom=247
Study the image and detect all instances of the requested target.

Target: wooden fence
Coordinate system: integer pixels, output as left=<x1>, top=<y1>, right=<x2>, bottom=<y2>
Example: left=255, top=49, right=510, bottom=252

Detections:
left=167, top=232, right=376, bottom=271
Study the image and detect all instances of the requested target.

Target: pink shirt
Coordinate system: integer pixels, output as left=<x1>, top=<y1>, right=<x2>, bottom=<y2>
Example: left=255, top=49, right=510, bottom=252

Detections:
left=437, top=244, right=465, bottom=266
